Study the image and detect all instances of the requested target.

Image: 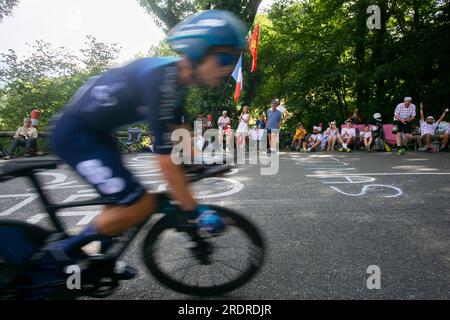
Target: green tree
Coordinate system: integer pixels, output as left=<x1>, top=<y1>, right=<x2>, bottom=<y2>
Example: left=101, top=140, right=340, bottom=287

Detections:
left=0, top=0, right=19, bottom=22
left=0, top=37, right=121, bottom=131
left=138, top=0, right=263, bottom=31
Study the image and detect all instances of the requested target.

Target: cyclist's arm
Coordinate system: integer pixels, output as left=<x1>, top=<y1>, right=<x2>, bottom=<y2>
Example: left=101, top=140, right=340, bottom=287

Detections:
left=158, top=154, right=196, bottom=211
left=138, top=63, right=197, bottom=212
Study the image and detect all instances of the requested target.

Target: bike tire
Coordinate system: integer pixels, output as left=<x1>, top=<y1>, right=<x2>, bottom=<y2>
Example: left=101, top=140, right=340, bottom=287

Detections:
left=142, top=205, right=265, bottom=296
left=0, top=220, right=51, bottom=299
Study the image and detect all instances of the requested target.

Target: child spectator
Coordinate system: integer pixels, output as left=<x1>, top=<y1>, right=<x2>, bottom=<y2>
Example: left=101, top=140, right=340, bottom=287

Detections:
left=325, top=121, right=339, bottom=151
left=291, top=123, right=307, bottom=151
left=359, top=124, right=373, bottom=152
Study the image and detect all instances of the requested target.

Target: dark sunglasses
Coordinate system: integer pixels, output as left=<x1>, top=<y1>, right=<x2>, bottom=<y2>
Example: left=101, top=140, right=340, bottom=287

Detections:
left=216, top=52, right=240, bottom=67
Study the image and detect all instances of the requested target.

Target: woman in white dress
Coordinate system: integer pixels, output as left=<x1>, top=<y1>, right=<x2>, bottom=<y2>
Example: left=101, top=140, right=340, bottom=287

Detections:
left=236, top=105, right=250, bottom=151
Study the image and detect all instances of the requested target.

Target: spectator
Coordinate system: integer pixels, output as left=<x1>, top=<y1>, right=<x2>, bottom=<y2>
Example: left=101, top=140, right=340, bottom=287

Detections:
left=255, top=113, right=266, bottom=130
left=419, top=102, right=447, bottom=152
left=206, top=114, right=214, bottom=130
left=218, top=110, right=231, bottom=150
left=224, top=124, right=233, bottom=152
left=236, top=105, right=250, bottom=151
left=291, top=123, right=307, bottom=151
left=3, top=117, right=38, bottom=160
left=316, top=122, right=324, bottom=133
left=337, top=119, right=355, bottom=152
left=267, top=100, right=283, bottom=153
left=394, top=97, right=416, bottom=155
left=325, top=121, right=339, bottom=151
left=442, top=121, right=450, bottom=151
left=302, top=126, right=322, bottom=152
left=350, top=108, right=363, bottom=124
left=359, top=124, right=373, bottom=152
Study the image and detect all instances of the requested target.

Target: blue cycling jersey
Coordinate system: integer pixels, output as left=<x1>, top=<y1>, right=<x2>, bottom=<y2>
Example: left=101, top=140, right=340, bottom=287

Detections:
left=50, top=57, right=188, bottom=205
left=57, top=57, right=186, bottom=154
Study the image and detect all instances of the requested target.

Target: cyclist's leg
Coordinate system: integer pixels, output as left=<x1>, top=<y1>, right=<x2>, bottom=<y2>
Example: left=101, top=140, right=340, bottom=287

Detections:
left=50, top=129, right=157, bottom=254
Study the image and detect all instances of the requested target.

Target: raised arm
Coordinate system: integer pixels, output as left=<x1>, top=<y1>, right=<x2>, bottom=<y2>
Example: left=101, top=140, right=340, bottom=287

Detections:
left=437, top=108, right=447, bottom=124
left=420, top=102, right=424, bottom=121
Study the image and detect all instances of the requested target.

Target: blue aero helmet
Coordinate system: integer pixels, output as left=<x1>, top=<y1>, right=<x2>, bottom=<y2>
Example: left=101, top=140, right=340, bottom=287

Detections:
left=167, top=10, right=248, bottom=64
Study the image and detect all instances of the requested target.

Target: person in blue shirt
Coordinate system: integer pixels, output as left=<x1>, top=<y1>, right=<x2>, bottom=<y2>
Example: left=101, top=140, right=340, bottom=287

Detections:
left=255, top=113, right=266, bottom=129
left=267, top=100, right=283, bottom=152
left=38, top=10, right=248, bottom=278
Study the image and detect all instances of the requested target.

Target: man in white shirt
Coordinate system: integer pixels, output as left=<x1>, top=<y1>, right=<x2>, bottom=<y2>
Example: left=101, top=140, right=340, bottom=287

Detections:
left=419, top=102, right=447, bottom=152
left=302, top=126, right=322, bottom=152
left=394, top=97, right=416, bottom=155
left=337, top=119, right=355, bottom=152
left=217, top=110, right=231, bottom=149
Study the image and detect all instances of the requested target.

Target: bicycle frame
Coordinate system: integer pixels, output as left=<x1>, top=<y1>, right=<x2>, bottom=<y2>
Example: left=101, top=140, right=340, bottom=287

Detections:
left=23, top=170, right=171, bottom=262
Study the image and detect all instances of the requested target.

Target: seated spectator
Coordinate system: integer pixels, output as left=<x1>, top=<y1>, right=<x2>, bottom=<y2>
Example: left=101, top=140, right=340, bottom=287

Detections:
left=442, top=121, right=450, bottom=151
left=3, top=117, right=38, bottom=160
left=324, top=121, right=339, bottom=151
left=419, top=102, right=447, bottom=152
left=337, top=119, right=355, bottom=152
left=291, top=123, right=307, bottom=151
left=359, top=124, right=373, bottom=152
left=302, top=126, right=322, bottom=152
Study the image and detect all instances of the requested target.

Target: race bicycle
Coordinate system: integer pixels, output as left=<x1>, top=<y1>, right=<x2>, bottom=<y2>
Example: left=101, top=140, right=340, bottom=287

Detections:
left=0, top=159, right=265, bottom=299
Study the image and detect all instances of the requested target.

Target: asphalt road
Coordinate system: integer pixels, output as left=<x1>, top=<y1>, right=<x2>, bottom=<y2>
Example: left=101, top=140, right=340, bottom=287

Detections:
left=1, top=150, right=449, bottom=299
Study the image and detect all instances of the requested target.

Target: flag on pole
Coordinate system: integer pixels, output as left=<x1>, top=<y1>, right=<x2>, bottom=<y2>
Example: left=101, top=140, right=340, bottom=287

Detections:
left=248, top=24, right=260, bottom=73
left=232, top=53, right=243, bottom=102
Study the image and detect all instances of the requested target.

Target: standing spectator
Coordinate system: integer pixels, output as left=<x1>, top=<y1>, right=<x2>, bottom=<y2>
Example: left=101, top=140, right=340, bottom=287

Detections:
left=302, top=126, right=322, bottom=152
left=206, top=114, right=214, bottom=130
left=325, top=121, right=339, bottom=151
left=317, top=122, right=324, bottom=133
left=217, top=110, right=231, bottom=131
left=337, top=119, right=355, bottom=152
left=236, top=105, right=250, bottom=151
left=267, top=100, right=283, bottom=153
left=350, top=108, right=363, bottom=124
left=419, top=102, right=447, bottom=152
left=359, top=124, right=373, bottom=152
left=394, top=97, right=416, bottom=155
left=291, top=123, right=307, bottom=151
left=3, top=117, right=38, bottom=160
left=255, top=113, right=266, bottom=129
left=224, top=124, right=233, bottom=152
left=217, top=110, right=231, bottom=150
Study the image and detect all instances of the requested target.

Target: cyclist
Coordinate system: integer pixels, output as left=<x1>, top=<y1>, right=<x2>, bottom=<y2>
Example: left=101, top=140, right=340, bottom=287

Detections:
left=37, top=10, right=247, bottom=279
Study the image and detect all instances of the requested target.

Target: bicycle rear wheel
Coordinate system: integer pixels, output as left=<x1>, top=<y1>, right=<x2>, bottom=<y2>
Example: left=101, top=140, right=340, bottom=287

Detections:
left=0, top=220, right=51, bottom=299
left=142, top=205, right=265, bottom=296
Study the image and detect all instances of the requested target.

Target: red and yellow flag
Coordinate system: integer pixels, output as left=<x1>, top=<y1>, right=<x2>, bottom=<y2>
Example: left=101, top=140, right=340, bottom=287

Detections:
left=248, top=24, right=259, bottom=73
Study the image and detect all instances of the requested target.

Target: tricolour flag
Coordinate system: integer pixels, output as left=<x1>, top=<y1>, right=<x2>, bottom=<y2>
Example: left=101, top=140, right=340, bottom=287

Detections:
left=231, top=53, right=243, bottom=102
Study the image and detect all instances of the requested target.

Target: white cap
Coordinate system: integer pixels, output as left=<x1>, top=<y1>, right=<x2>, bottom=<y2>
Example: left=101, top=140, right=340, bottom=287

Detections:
left=426, top=116, right=434, bottom=121
left=404, top=97, right=412, bottom=102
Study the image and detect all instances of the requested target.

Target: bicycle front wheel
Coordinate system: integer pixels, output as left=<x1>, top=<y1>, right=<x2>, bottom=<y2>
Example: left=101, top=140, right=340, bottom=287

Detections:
left=142, top=205, right=266, bottom=296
